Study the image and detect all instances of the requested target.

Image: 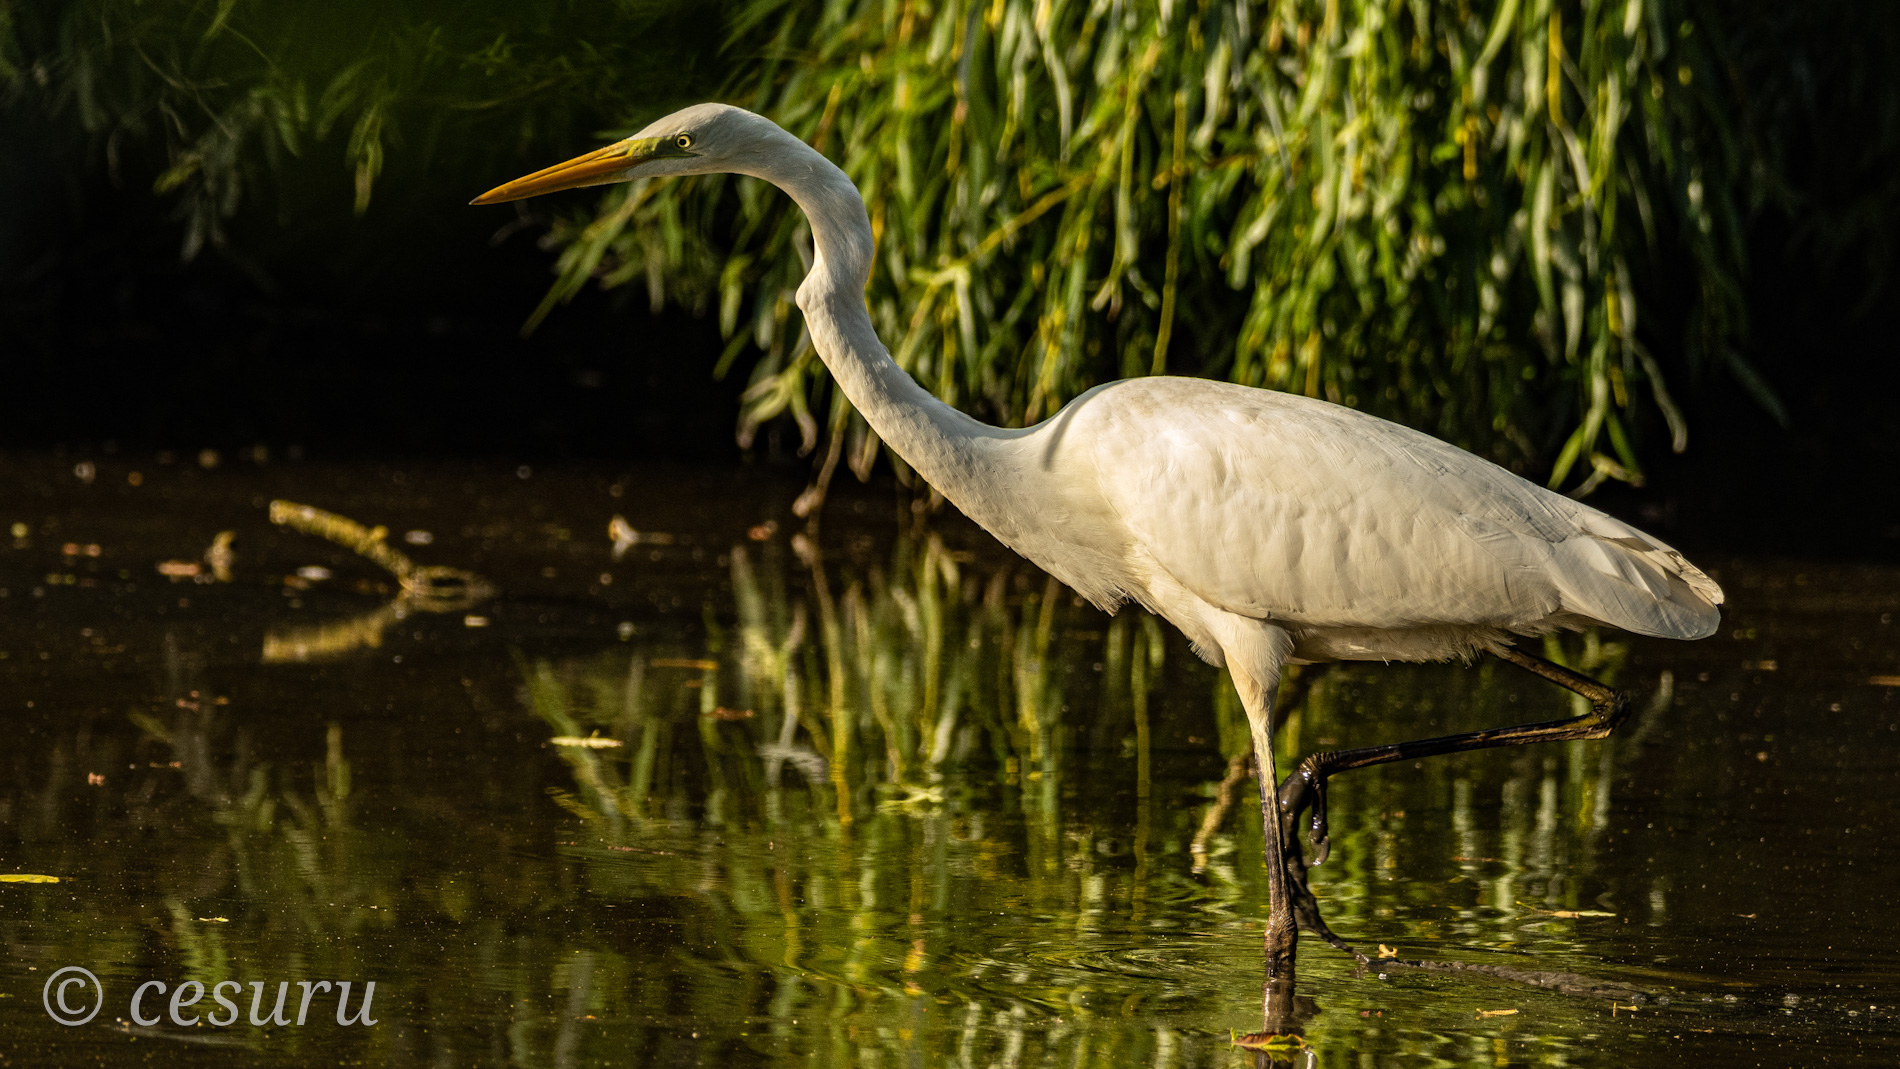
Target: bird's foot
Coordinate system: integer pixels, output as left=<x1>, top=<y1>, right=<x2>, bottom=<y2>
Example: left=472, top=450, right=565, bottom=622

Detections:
left=1281, top=844, right=1353, bottom=951
left=1267, top=796, right=1355, bottom=953
left=1276, top=755, right=1333, bottom=866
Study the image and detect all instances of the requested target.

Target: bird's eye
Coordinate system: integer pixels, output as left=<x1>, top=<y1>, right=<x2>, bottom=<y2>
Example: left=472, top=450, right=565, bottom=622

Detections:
left=674, top=134, right=694, bottom=151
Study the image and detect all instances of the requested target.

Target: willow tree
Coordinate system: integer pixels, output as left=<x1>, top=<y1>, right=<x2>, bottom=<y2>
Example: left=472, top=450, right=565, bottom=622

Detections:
left=0, top=0, right=724, bottom=260
left=534, top=0, right=1762, bottom=499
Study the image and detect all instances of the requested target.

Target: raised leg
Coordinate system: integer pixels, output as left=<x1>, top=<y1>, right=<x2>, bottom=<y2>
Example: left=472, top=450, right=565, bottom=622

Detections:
left=1277, top=645, right=1631, bottom=862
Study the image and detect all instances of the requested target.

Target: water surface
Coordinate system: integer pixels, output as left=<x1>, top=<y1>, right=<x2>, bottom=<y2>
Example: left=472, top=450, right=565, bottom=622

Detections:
left=0, top=453, right=1895, bottom=1066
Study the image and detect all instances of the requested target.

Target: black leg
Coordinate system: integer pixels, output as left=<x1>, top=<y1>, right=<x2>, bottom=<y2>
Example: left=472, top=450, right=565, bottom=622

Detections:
left=1276, top=646, right=1631, bottom=865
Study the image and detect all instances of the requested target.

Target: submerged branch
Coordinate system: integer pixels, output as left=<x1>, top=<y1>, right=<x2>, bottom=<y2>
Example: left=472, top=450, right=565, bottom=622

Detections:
left=269, top=500, right=488, bottom=604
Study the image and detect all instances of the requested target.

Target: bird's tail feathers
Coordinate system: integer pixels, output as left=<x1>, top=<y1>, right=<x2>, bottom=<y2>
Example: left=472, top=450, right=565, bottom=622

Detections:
left=1553, top=521, right=1723, bottom=640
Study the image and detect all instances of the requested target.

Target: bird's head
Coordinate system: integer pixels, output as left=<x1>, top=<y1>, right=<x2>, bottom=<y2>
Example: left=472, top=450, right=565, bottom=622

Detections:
left=470, top=103, right=789, bottom=205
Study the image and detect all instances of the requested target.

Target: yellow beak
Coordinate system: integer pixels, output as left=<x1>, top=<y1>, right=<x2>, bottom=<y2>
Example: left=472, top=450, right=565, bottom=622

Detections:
left=470, top=137, right=671, bottom=205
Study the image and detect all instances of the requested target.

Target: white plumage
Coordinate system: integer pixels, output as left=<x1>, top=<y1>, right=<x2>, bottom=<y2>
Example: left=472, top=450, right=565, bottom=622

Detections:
left=1021, top=376, right=1721, bottom=663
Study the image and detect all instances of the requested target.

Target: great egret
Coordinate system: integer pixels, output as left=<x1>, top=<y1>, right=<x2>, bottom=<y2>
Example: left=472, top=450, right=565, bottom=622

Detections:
left=474, top=103, right=1723, bottom=1007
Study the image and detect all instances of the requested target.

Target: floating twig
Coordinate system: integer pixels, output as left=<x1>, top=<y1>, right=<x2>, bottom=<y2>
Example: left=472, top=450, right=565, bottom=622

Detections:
left=270, top=500, right=487, bottom=603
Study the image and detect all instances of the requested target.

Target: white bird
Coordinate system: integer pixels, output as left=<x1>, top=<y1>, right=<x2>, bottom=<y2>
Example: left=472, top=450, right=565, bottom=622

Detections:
left=474, top=103, right=1723, bottom=1004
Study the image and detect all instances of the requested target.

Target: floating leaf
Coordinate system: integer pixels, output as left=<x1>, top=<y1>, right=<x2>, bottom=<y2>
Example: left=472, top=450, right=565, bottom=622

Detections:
left=549, top=736, right=624, bottom=749
left=0, top=875, right=59, bottom=883
left=1231, top=1030, right=1309, bottom=1051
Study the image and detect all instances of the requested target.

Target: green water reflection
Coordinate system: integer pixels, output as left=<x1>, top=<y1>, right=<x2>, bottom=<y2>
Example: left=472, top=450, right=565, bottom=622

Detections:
left=0, top=456, right=1896, bottom=1066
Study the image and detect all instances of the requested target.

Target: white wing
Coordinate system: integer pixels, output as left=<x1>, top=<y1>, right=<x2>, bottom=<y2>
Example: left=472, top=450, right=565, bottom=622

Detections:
left=1074, top=379, right=1722, bottom=640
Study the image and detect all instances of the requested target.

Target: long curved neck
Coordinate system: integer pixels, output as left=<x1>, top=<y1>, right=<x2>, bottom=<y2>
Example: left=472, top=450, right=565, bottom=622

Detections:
left=740, top=135, right=1017, bottom=510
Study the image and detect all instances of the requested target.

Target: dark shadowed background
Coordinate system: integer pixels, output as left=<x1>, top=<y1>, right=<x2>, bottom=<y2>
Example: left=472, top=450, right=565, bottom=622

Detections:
left=2, top=0, right=1896, bottom=554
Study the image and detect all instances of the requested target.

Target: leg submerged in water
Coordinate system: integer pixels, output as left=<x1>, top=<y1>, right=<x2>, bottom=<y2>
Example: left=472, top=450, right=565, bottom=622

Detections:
left=1297, top=675, right=1652, bottom=1005
left=1250, top=714, right=1303, bottom=1026
left=1247, top=690, right=1299, bottom=985
left=1211, top=618, right=1303, bottom=1022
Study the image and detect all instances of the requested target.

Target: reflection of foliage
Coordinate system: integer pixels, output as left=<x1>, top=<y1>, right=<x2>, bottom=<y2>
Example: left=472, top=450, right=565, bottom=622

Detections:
left=528, top=532, right=1153, bottom=825
left=61, top=667, right=593, bottom=1061
left=2, top=0, right=725, bottom=257
left=0, top=516, right=1836, bottom=1063
left=525, top=523, right=1637, bottom=911
left=515, top=529, right=1665, bottom=1059
left=114, top=702, right=380, bottom=1053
